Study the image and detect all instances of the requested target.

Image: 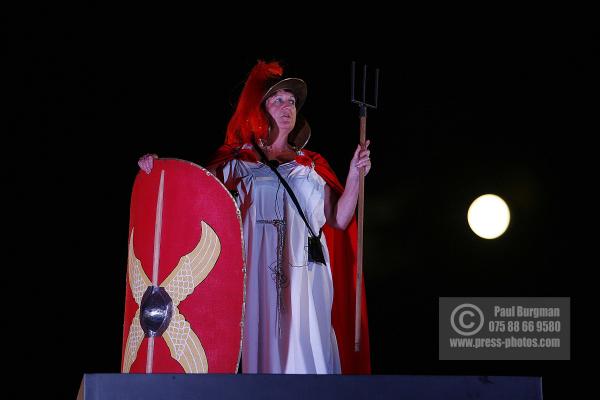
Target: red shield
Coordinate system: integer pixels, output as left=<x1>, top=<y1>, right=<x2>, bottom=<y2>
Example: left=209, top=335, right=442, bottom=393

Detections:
left=121, top=159, right=245, bottom=373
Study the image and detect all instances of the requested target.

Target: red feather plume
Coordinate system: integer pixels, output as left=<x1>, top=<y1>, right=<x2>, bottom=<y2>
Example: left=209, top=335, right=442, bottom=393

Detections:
left=225, top=60, right=283, bottom=146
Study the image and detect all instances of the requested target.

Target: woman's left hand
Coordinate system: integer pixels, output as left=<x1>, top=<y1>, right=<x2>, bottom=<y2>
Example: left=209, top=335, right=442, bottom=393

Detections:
left=348, top=140, right=371, bottom=179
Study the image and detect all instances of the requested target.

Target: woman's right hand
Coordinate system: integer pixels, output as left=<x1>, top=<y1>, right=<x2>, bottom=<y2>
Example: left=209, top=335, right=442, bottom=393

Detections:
left=138, top=154, right=158, bottom=174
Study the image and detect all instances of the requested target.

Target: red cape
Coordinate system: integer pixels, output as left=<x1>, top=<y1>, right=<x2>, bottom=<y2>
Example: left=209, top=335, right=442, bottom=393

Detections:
left=209, top=145, right=371, bottom=374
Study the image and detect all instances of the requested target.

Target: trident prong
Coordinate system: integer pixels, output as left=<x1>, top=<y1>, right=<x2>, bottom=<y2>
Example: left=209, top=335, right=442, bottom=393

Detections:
left=350, top=61, right=379, bottom=353
left=351, top=61, right=380, bottom=115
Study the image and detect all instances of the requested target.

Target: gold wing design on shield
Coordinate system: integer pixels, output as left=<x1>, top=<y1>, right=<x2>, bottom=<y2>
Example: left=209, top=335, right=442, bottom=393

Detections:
left=122, top=228, right=151, bottom=372
left=160, top=221, right=220, bottom=373
left=122, top=310, right=145, bottom=373
left=122, top=222, right=220, bottom=373
left=162, top=221, right=221, bottom=306
left=163, top=308, right=208, bottom=373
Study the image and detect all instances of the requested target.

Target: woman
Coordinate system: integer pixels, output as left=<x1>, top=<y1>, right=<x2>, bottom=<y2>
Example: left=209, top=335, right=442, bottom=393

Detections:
left=139, top=60, right=371, bottom=374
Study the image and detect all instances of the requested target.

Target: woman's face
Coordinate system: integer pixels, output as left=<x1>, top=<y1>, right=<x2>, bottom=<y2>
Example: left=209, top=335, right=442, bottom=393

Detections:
left=264, top=89, right=297, bottom=133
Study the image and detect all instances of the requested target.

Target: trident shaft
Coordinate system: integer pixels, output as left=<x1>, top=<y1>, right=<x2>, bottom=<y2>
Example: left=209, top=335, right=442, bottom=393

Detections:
left=351, top=61, right=379, bottom=352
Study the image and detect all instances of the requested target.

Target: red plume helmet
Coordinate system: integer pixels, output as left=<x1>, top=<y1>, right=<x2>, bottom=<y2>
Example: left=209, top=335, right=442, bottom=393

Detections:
left=224, top=60, right=310, bottom=151
left=224, top=60, right=283, bottom=146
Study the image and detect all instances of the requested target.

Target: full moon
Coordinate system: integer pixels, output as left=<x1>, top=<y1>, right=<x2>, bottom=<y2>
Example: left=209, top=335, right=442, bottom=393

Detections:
left=467, top=194, right=511, bottom=239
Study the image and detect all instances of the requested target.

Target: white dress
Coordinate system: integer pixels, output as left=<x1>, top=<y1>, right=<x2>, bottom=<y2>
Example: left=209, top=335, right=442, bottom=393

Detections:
left=222, top=155, right=341, bottom=374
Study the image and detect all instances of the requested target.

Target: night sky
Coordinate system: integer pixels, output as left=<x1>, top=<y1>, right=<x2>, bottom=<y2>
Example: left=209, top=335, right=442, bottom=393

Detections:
left=6, top=10, right=593, bottom=399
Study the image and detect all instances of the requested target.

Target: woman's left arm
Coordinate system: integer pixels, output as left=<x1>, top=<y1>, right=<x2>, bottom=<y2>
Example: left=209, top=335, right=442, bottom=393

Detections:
left=324, top=141, right=371, bottom=230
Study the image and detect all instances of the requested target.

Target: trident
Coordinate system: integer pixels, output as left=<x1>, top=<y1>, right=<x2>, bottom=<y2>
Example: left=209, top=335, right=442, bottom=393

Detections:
left=351, top=61, right=379, bottom=352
